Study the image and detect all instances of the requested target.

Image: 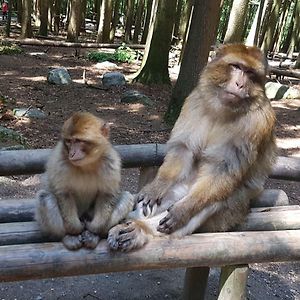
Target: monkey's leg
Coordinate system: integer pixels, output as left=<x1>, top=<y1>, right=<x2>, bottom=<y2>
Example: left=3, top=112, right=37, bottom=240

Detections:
left=136, top=147, right=194, bottom=217
left=36, top=190, right=83, bottom=250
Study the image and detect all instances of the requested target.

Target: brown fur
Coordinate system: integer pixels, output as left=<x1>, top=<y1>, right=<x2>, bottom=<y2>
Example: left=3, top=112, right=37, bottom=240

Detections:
left=35, top=112, right=134, bottom=250
left=107, top=44, right=277, bottom=252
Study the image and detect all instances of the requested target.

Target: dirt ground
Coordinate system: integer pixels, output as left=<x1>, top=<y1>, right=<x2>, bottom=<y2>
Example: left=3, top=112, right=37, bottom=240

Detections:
left=0, top=44, right=299, bottom=300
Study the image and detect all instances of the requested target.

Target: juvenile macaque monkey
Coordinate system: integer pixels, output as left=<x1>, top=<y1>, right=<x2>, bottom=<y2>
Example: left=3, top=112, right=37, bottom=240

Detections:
left=108, top=44, right=277, bottom=251
left=35, top=112, right=134, bottom=250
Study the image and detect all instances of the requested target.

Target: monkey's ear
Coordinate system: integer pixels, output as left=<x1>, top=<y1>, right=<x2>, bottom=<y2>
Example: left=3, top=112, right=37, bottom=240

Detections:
left=101, top=122, right=110, bottom=137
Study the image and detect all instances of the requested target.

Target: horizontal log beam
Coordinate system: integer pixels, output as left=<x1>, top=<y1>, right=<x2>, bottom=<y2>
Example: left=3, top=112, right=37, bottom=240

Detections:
left=269, top=66, right=300, bottom=79
left=1, top=204, right=299, bottom=246
left=0, top=190, right=288, bottom=223
left=0, top=230, right=300, bottom=282
left=0, top=144, right=299, bottom=181
left=3, top=38, right=145, bottom=49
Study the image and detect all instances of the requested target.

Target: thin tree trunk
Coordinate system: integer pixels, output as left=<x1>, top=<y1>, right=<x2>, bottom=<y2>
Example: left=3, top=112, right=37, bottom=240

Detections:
left=287, top=0, right=300, bottom=56
left=172, top=0, right=183, bottom=43
left=21, top=0, right=33, bottom=38
left=224, top=0, right=250, bottom=43
left=97, top=0, right=113, bottom=43
left=80, top=0, right=87, bottom=32
left=261, top=0, right=282, bottom=53
left=17, top=0, right=22, bottom=23
left=141, top=0, right=153, bottom=44
left=165, top=0, right=221, bottom=124
left=133, top=0, right=145, bottom=43
left=53, top=0, right=61, bottom=34
left=39, top=0, right=49, bottom=36
left=246, top=0, right=265, bottom=46
left=258, top=0, right=273, bottom=47
left=124, top=0, right=134, bottom=42
left=133, top=0, right=176, bottom=84
left=5, top=0, right=12, bottom=37
left=67, top=0, right=81, bottom=42
left=110, top=0, right=121, bottom=41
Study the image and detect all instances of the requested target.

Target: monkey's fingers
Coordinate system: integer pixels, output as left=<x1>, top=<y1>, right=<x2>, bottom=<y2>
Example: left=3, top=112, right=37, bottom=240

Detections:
left=82, top=230, right=100, bottom=249
left=62, top=234, right=83, bottom=250
left=136, top=193, right=145, bottom=203
left=157, top=214, right=176, bottom=234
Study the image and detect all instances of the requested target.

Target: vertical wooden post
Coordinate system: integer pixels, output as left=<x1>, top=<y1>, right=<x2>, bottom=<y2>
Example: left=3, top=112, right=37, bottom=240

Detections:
left=183, top=266, right=210, bottom=300
left=218, top=265, right=249, bottom=300
left=138, top=166, right=159, bottom=191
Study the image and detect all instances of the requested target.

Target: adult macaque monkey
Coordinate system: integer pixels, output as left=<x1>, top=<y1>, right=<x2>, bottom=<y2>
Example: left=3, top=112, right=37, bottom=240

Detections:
left=35, top=112, right=134, bottom=250
left=108, top=44, right=277, bottom=251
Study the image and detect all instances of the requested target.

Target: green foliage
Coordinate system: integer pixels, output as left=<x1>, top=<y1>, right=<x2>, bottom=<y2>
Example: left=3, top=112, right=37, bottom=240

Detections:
left=87, top=44, right=136, bottom=63
left=0, top=41, right=23, bottom=55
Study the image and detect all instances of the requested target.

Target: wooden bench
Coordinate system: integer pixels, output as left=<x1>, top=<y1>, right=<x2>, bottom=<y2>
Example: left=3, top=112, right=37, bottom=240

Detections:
left=0, top=144, right=300, bottom=299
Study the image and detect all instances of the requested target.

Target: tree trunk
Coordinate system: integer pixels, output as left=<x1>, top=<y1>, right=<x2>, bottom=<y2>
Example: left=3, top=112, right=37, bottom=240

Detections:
left=5, top=0, right=12, bottom=37
left=110, top=0, right=121, bottom=41
left=172, top=0, right=184, bottom=43
left=96, top=0, right=113, bottom=43
left=258, top=0, right=273, bottom=47
left=165, top=0, right=221, bottom=125
left=124, top=0, right=135, bottom=42
left=20, top=0, right=33, bottom=38
left=95, top=0, right=101, bottom=27
left=67, top=0, right=82, bottom=42
left=287, top=0, right=300, bottom=56
left=39, top=0, right=49, bottom=36
left=33, top=0, right=41, bottom=27
left=217, top=0, right=233, bottom=42
left=295, top=52, right=300, bottom=69
left=223, top=0, right=250, bottom=43
left=17, top=0, right=22, bottom=23
left=133, top=0, right=145, bottom=43
left=261, top=0, right=282, bottom=54
left=80, top=0, right=87, bottom=33
left=133, top=0, right=176, bottom=84
left=53, top=0, right=61, bottom=34
left=141, top=0, right=153, bottom=44
left=246, top=0, right=265, bottom=46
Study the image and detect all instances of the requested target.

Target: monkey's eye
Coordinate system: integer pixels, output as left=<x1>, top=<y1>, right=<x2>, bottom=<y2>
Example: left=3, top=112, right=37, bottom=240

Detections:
left=64, top=139, right=71, bottom=147
left=230, top=64, right=241, bottom=70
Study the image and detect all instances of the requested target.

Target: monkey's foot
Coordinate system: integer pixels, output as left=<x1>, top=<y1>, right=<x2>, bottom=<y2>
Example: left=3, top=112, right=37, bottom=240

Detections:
left=81, top=230, right=100, bottom=249
left=107, top=221, right=148, bottom=252
left=62, top=234, right=83, bottom=250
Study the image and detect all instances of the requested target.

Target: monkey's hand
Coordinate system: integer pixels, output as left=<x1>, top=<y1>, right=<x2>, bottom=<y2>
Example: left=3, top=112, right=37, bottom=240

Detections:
left=81, top=230, right=100, bottom=249
left=157, top=201, right=190, bottom=234
left=135, top=182, right=168, bottom=217
left=62, top=234, right=83, bottom=250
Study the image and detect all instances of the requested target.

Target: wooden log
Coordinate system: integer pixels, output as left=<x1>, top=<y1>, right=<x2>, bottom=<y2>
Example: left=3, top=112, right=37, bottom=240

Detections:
left=3, top=38, right=145, bottom=49
left=0, top=198, right=36, bottom=222
left=218, top=265, right=249, bottom=300
left=0, top=230, right=300, bottom=282
left=269, top=66, right=300, bottom=79
left=0, top=145, right=299, bottom=181
left=1, top=206, right=299, bottom=246
left=0, top=190, right=288, bottom=223
left=183, top=267, right=210, bottom=300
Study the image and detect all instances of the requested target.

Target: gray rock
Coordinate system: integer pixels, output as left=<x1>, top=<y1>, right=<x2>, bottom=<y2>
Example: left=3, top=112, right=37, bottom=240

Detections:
left=121, top=90, right=154, bottom=106
left=0, top=126, right=26, bottom=149
left=95, top=61, right=118, bottom=69
left=265, top=82, right=300, bottom=99
left=13, top=108, right=46, bottom=119
left=102, top=72, right=126, bottom=88
left=47, top=68, right=72, bottom=85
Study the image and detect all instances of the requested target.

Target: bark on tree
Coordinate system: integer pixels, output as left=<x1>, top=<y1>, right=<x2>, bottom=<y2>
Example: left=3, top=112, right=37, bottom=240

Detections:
left=133, top=0, right=145, bottom=43
left=20, top=0, right=33, bottom=38
left=110, top=0, right=121, bottom=41
left=5, top=0, right=12, bottom=37
left=295, top=52, right=300, bottom=69
left=258, top=0, right=274, bottom=47
left=223, top=0, right=250, bottom=43
left=53, top=0, right=61, bottom=34
left=261, top=0, right=282, bottom=53
left=67, top=0, right=82, bottom=42
left=133, top=0, right=176, bottom=85
left=97, top=0, right=113, bottom=43
left=39, top=0, right=49, bottom=36
left=172, top=0, right=184, bottom=43
left=287, top=0, right=300, bottom=56
left=17, top=0, right=22, bottom=23
left=124, top=0, right=135, bottom=42
left=246, top=0, right=265, bottom=46
left=141, top=0, right=153, bottom=44
left=165, top=0, right=221, bottom=125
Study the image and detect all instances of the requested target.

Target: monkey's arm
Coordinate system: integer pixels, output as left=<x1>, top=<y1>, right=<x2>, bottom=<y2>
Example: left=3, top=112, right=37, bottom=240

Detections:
left=136, top=145, right=194, bottom=215
left=158, top=142, right=257, bottom=233
left=56, top=193, right=84, bottom=235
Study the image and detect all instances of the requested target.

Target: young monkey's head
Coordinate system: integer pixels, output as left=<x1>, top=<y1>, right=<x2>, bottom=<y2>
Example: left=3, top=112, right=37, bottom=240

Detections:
left=61, top=112, right=110, bottom=167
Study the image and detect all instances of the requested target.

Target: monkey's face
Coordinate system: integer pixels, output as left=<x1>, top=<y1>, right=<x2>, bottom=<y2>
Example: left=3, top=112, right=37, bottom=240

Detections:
left=203, top=44, right=267, bottom=112
left=61, top=112, right=110, bottom=167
